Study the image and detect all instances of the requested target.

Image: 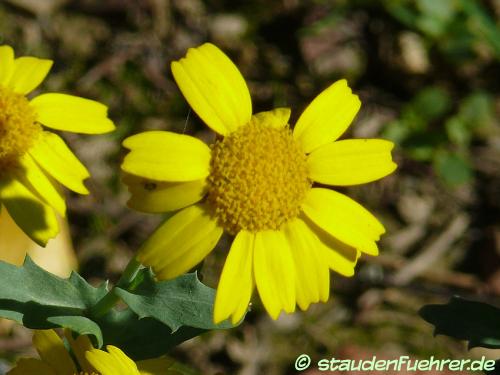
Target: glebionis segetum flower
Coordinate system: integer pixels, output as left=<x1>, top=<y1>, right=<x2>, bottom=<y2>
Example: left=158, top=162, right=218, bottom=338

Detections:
left=121, top=43, right=397, bottom=324
left=0, top=45, right=115, bottom=246
left=8, top=329, right=179, bottom=375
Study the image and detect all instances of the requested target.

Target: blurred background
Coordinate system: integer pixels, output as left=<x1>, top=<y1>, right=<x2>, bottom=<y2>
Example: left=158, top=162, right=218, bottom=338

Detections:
left=0, top=0, right=499, bottom=374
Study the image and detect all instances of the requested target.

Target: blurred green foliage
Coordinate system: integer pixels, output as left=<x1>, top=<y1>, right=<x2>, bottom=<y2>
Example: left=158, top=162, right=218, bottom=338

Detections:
left=383, top=85, right=494, bottom=186
left=379, top=0, right=499, bottom=186
left=385, top=0, right=500, bottom=57
left=298, top=0, right=499, bottom=187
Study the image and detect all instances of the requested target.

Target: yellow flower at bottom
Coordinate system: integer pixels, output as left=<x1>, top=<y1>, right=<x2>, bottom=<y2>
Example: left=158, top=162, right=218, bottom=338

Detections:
left=121, top=43, right=397, bottom=324
left=0, top=45, right=115, bottom=246
left=8, top=330, right=178, bottom=375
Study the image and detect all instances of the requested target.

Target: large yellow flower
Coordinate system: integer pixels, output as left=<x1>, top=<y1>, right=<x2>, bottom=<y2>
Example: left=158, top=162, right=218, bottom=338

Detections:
left=121, top=43, right=396, bottom=324
left=8, top=329, right=179, bottom=375
left=0, top=45, right=115, bottom=246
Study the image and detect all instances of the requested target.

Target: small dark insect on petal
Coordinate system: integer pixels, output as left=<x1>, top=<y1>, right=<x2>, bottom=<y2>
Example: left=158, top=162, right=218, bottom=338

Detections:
left=144, top=182, right=157, bottom=191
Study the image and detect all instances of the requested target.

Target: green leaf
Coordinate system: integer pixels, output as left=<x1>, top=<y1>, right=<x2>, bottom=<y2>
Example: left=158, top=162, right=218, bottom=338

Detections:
left=383, top=0, right=418, bottom=29
left=48, top=316, right=103, bottom=347
left=0, top=258, right=237, bottom=359
left=416, top=0, right=456, bottom=37
left=416, top=16, right=447, bottom=37
left=417, top=0, right=456, bottom=22
left=419, top=296, right=500, bottom=349
left=382, top=120, right=411, bottom=144
left=97, top=270, right=238, bottom=359
left=97, top=309, right=208, bottom=360
left=445, top=117, right=470, bottom=147
left=434, top=152, right=473, bottom=186
left=0, top=256, right=107, bottom=345
left=404, top=132, right=444, bottom=161
left=411, top=87, right=451, bottom=122
left=0, top=257, right=107, bottom=309
left=115, top=270, right=235, bottom=332
left=440, top=25, right=476, bottom=61
left=460, top=0, right=500, bottom=58
left=458, top=92, right=494, bottom=130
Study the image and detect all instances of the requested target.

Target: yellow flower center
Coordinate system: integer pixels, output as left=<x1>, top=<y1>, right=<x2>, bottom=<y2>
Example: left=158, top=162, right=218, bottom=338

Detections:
left=207, top=119, right=311, bottom=234
left=0, top=86, right=40, bottom=172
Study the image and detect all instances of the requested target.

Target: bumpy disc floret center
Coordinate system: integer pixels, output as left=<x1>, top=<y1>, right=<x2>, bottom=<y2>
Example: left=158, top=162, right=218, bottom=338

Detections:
left=0, top=87, right=40, bottom=172
left=207, top=120, right=311, bottom=234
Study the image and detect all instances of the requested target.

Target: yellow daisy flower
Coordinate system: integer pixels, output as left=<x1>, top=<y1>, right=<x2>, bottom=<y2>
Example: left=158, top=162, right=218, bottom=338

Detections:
left=0, top=45, right=115, bottom=246
left=8, top=329, right=179, bottom=375
left=121, top=43, right=396, bottom=324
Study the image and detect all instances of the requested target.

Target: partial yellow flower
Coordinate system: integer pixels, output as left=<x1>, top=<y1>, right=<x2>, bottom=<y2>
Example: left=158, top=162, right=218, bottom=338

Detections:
left=8, top=329, right=96, bottom=375
left=121, top=43, right=397, bottom=324
left=0, top=208, right=77, bottom=277
left=85, top=346, right=179, bottom=375
left=0, top=45, right=115, bottom=246
left=8, top=329, right=178, bottom=375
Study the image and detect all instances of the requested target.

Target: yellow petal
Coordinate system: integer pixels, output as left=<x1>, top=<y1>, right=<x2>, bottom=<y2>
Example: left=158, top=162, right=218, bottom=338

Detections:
left=27, top=215, right=78, bottom=278
left=308, top=139, right=397, bottom=186
left=0, top=209, right=77, bottom=278
left=214, top=231, right=254, bottom=324
left=0, top=176, right=59, bottom=246
left=171, top=43, right=252, bottom=135
left=32, top=330, right=77, bottom=374
left=284, top=218, right=330, bottom=310
left=122, top=174, right=206, bottom=213
left=254, top=230, right=296, bottom=319
left=7, top=56, right=52, bottom=95
left=302, top=188, right=384, bottom=255
left=0, top=206, right=32, bottom=265
left=321, top=245, right=360, bottom=277
left=293, top=79, right=361, bottom=153
left=122, top=131, right=211, bottom=182
left=305, top=218, right=361, bottom=277
left=30, top=93, right=115, bottom=134
left=86, top=346, right=140, bottom=375
left=17, top=154, right=66, bottom=216
left=0, top=45, right=15, bottom=86
left=107, top=346, right=140, bottom=374
left=7, top=358, right=55, bottom=375
left=85, top=350, right=118, bottom=375
left=64, top=330, right=95, bottom=373
left=137, top=204, right=223, bottom=280
left=28, top=131, right=90, bottom=194
left=249, top=107, right=291, bottom=129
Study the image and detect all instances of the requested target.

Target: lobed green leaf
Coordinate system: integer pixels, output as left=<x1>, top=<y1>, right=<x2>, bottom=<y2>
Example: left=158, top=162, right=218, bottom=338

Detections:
left=97, top=309, right=209, bottom=360
left=0, top=256, right=107, bottom=345
left=0, top=257, right=238, bottom=359
left=115, top=269, right=234, bottom=332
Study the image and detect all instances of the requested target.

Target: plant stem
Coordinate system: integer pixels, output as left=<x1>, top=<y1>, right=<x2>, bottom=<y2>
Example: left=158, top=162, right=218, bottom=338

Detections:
left=117, top=258, right=143, bottom=288
left=89, top=258, right=142, bottom=318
